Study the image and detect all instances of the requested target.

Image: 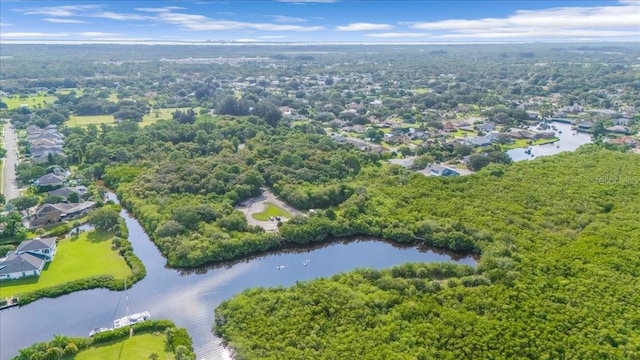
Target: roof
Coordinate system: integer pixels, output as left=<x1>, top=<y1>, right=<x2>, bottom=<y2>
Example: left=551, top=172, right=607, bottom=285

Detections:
left=36, top=173, right=65, bottom=186
left=0, top=252, right=45, bottom=275
left=466, top=136, right=493, bottom=146
left=48, top=187, right=83, bottom=198
left=17, top=237, right=56, bottom=253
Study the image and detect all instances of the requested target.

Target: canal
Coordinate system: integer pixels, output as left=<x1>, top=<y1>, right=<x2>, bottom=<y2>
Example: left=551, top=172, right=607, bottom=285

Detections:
left=0, top=197, right=475, bottom=360
left=507, top=121, right=592, bottom=162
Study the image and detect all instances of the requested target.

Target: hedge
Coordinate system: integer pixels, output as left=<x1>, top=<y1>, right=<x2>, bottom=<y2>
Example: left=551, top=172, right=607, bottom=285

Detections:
left=17, top=221, right=146, bottom=305
left=13, top=320, right=195, bottom=360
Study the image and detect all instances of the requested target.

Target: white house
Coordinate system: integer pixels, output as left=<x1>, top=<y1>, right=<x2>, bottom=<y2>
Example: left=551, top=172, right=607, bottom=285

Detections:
left=0, top=237, right=57, bottom=280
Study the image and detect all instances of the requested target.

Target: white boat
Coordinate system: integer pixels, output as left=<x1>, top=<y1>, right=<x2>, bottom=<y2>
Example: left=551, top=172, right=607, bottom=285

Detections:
left=89, top=279, right=150, bottom=336
left=303, top=259, right=310, bottom=266
left=113, top=311, right=151, bottom=329
left=276, top=265, right=285, bottom=270
left=89, top=327, right=113, bottom=337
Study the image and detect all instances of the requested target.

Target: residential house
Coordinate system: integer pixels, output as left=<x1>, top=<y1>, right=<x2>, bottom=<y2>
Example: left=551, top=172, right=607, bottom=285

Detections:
left=577, top=121, right=594, bottom=132
left=465, top=136, right=493, bottom=147
left=28, top=201, right=96, bottom=228
left=388, top=157, right=416, bottom=169
left=609, top=136, right=637, bottom=148
left=35, top=173, right=65, bottom=188
left=477, top=122, right=496, bottom=133
left=606, top=125, right=630, bottom=134
left=385, top=134, right=411, bottom=145
left=424, top=164, right=460, bottom=177
left=614, top=118, right=631, bottom=126
left=443, top=122, right=456, bottom=132
left=48, top=186, right=89, bottom=200
left=0, top=237, right=57, bottom=280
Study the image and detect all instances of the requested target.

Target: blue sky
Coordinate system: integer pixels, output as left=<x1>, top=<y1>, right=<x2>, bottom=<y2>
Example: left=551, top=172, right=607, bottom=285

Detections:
left=1, top=0, right=638, bottom=43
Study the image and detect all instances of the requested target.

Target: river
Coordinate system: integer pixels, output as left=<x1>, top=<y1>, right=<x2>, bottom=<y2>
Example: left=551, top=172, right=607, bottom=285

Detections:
left=507, top=121, right=592, bottom=162
left=0, top=198, right=475, bottom=360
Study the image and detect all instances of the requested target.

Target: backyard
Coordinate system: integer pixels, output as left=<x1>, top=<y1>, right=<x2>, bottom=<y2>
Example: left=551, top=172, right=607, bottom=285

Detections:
left=0, top=230, right=131, bottom=298
left=71, top=333, right=172, bottom=360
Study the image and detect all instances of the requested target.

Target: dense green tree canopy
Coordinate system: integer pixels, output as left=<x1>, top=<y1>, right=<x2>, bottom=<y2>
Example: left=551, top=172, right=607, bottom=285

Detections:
left=215, top=147, right=640, bottom=359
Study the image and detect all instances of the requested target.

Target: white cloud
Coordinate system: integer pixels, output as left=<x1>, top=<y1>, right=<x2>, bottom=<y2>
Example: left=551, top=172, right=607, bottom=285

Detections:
left=1, top=32, right=68, bottom=38
left=19, top=5, right=101, bottom=17
left=260, top=35, right=287, bottom=39
left=366, top=32, right=432, bottom=38
left=154, top=11, right=323, bottom=31
left=234, top=38, right=259, bottom=42
left=336, top=23, right=394, bottom=31
left=407, top=1, right=640, bottom=41
left=0, top=22, right=14, bottom=27
left=78, top=32, right=122, bottom=37
left=42, top=18, right=87, bottom=24
left=91, top=11, right=150, bottom=21
left=269, top=15, right=307, bottom=23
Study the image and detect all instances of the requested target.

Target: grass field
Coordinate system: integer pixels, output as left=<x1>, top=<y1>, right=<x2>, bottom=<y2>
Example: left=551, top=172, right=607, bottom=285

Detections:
left=67, top=115, right=115, bottom=127
left=0, top=230, right=131, bottom=298
left=252, top=203, right=292, bottom=221
left=1, top=93, right=58, bottom=110
left=502, top=137, right=559, bottom=150
left=71, top=333, right=173, bottom=360
left=66, top=108, right=191, bottom=128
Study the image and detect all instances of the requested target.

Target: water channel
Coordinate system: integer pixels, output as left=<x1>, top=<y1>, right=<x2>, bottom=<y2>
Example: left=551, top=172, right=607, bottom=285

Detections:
left=0, top=196, right=475, bottom=360
left=507, top=121, right=592, bottom=162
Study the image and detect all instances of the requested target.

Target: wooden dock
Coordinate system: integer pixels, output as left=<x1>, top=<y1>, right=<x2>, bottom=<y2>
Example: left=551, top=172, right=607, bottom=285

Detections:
left=0, top=297, right=20, bottom=310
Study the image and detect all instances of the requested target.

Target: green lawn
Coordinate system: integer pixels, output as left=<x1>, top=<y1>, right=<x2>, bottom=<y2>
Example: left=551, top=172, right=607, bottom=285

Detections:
left=0, top=230, right=131, bottom=298
left=67, top=115, right=116, bottom=127
left=1, top=93, right=58, bottom=110
left=252, top=203, right=292, bottom=221
left=502, top=137, right=559, bottom=150
left=66, top=108, right=192, bottom=128
left=70, top=333, right=173, bottom=360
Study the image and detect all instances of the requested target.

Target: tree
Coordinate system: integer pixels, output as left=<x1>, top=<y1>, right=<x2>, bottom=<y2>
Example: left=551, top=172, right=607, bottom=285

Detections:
left=9, top=195, right=39, bottom=211
left=67, top=192, right=81, bottom=203
left=87, top=207, right=120, bottom=231
left=467, top=153, right=491, bottom=171
left=365, top=128, right=384, bottom=143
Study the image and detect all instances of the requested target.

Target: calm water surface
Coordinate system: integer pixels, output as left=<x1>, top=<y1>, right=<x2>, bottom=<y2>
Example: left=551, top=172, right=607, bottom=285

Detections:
left=0, top=199, right=475, bottom=360
left=507, top=121, right=592, bottom=162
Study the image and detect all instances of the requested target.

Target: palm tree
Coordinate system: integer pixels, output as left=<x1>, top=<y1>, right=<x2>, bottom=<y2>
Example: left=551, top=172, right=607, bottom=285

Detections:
left=148, top=353, right=159, bottom=360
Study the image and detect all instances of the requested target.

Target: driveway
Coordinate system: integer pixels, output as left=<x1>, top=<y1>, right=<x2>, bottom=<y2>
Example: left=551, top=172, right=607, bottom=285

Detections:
left=2, top=122, right=20, bottom=201
left=236, top=188, right=302, bottom=232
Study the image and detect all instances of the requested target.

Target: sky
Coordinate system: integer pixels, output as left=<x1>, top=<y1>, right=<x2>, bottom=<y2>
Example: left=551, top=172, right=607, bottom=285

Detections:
left=0, top=0, right=639, bottom=43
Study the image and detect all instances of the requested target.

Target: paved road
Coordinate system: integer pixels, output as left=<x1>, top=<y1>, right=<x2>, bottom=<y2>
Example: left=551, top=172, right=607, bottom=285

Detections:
left=2, top=122, right=20, bottom=201
left=236, top=188, right=302, bottom=232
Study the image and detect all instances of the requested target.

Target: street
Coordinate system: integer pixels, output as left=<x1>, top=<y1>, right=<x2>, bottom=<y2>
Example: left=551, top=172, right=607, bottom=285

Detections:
left=2, top=122, right=20, bottom=201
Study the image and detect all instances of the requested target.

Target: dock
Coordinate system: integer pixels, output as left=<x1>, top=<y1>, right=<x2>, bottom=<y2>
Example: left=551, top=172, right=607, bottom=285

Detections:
left=0, top=297, right=20, bottom=310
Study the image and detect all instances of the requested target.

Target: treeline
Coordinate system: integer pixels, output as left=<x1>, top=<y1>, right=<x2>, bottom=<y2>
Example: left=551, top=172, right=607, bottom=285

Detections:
left=70, top=115, right=373, bottom=267
left=18, top=220, right=145, bottom=305
left=214, top=147, right=640, bottom=359
left=13, top=320, right=195, bottom=360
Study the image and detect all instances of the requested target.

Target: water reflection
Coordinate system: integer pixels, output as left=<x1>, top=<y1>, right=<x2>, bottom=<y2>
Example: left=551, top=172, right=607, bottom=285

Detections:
left=507, top=121, right=592, bottom=162
left=0, top=197, right=475, bottom=360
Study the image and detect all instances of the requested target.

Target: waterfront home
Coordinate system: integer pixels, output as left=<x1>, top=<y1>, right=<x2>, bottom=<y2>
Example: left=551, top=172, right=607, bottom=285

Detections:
left=465, top=136, right=493, bottom=147
left=35, top=173, right=65, bottom=188
left=425, top=164, right=460, bottom=177
left=0, top=237, right=56, bottom=280
left=605, top=125, right=630, bottom=135
left=28, top=201, right=96, bottom=228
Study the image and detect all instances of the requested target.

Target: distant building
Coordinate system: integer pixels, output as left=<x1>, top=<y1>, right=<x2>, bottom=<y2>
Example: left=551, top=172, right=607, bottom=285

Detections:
left=0, top=237, right=57, bottom=280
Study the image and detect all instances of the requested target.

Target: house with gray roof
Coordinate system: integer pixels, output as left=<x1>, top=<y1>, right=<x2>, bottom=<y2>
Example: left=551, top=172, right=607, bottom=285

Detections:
left=0, top=237, right=56, bottom=280
left=465, top=136, right=493, bottom=147
left=48, top=186, right=89, bottom=200
left=35, top=173, right=65, bottom=187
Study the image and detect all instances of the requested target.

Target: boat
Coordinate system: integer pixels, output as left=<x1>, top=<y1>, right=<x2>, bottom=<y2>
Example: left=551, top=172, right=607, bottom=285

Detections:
left=89, top=279, right=150, bottom=336
left=89, top=327, right=112, bottom=337
left=276, top=265, right=285, bottom=270
left=303, top=259, right=311, bottom=266
left=113, top=311, right=151, bottom=329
